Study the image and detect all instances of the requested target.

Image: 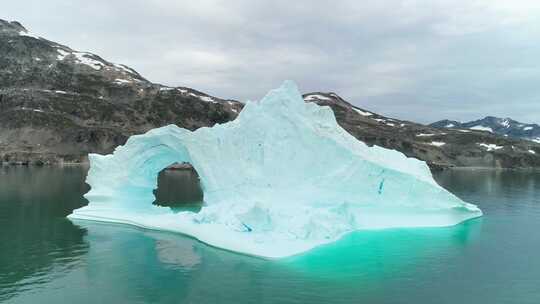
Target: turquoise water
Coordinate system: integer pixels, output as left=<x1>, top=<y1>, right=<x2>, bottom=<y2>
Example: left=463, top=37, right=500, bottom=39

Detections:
left=1, top=167, right=539, bottom=303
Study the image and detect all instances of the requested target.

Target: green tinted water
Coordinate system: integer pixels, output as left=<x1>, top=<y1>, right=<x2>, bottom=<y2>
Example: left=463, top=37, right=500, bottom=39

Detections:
left=1, top=167, right=539, bottom=303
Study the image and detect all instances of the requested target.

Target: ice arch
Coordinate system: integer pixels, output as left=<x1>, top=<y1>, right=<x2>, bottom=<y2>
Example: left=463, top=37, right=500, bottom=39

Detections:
left=69, top=81, right=482, bottom=258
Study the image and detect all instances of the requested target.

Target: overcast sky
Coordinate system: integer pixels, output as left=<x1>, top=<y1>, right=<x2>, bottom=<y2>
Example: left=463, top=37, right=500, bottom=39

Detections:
left=3, top=1, right=540, bottom=123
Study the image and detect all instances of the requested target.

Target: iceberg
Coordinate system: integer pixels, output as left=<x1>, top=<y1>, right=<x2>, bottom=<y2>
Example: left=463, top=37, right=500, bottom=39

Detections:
left=68, top=81, right=482, bottom=258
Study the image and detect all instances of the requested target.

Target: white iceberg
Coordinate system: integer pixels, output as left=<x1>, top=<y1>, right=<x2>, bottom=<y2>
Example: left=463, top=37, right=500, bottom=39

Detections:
left=68, top=81, right=482, bottom=258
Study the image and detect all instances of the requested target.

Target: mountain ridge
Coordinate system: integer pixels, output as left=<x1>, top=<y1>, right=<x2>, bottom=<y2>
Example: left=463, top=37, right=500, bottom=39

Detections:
left=431, top=116, right=540, bottom=143
left=1, top=19, right=540, bottom=169
left=0, top=18, right=242, bottom=164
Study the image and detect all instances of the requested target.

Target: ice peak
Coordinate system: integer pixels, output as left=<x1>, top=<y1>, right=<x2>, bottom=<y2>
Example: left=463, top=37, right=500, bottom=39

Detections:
left=260, top=80, right=304, bottom=107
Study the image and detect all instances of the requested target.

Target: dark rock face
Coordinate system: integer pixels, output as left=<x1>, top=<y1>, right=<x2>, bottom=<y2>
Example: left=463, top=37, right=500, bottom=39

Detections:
left=431, top=117, right=540, bottom=143
left=303, top=93, right=540, bottom=169
left=0, top=19, right=242, bottom=164
left=2, top=19, right=540, bottom=169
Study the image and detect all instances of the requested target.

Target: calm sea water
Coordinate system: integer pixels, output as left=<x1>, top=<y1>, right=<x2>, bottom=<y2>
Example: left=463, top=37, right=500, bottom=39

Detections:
left=0, top=167, right=539, bottom=303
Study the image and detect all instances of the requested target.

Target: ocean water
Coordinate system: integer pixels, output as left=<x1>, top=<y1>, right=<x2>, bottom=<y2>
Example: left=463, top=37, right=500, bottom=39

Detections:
left=0, top=166, right=539, bottom=303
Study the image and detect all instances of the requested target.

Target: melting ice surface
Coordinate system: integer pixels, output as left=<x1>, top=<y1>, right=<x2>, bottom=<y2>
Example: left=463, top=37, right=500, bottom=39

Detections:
left=68, top=81, right=482, bottom=258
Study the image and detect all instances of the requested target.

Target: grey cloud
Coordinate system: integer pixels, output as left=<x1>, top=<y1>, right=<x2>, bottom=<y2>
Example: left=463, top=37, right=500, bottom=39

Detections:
left=3, top=0, right=540, bottom=123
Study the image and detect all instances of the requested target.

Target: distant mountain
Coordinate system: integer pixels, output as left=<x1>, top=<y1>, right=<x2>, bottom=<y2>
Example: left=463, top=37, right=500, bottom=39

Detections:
left=431, top=116, right=540, bottom=143
left=1, top=19, right=540, bottom=169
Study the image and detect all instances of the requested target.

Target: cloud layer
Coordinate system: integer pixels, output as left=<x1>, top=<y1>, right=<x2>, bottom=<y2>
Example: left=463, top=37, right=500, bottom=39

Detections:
left=4, top=0, right=540, bottom=123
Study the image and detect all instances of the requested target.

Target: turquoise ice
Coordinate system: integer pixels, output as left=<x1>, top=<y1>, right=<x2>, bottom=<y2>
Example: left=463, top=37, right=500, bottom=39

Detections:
left=68, top=81, right=482, bottom=258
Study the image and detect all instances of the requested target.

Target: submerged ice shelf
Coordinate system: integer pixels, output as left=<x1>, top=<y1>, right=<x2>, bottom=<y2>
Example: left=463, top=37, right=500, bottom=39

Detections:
left=68, top=81, right=482, bottom=258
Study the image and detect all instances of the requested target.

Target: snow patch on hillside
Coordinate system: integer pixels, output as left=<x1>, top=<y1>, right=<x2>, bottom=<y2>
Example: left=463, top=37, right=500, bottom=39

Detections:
left=188, top=92, right=215, bottom=103
left=353, top=108, right=373, bottom=116
left=114, top=79, right=132, bottom=85
left=470, top=126, right=493, bottom=132
left=56, top=49, right=70, bottom=60
left=114, top=63, right=136, bottom=75
left=304, top=94, right=331, bottom=101
left=18, top=30, right=41, bottom=40
left=478, top=143, right=503, bottom=151
left=73, top=52, right=104, bottom=70
left=430, top=141, right=446, bottom=147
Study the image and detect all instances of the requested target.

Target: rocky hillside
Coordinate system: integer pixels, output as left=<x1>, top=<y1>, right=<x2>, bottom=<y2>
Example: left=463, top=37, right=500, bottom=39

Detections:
left=2, top=19, right=540, bottom=169
left=0, top=20, right=242, bottom=164
left=303, top=93, right=540, bottom=169
left=431, top=116, right=540, bottom=143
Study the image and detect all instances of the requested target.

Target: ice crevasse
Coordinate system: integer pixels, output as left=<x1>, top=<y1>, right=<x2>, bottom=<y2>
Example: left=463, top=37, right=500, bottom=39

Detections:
left=68, top=81, right=482, bottom=258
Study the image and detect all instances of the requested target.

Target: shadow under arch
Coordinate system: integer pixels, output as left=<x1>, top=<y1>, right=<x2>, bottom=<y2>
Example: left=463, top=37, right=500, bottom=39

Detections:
left=152, top=162, right=204, bottom=213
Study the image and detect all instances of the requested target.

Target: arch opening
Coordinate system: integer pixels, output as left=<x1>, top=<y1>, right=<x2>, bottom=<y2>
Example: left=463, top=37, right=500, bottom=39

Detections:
left=152, top=162, right=204, bottom=213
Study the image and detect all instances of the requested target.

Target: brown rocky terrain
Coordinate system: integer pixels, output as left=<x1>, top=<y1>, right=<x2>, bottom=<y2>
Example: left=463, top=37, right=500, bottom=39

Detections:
left=0, top=20, right=241, bottom=164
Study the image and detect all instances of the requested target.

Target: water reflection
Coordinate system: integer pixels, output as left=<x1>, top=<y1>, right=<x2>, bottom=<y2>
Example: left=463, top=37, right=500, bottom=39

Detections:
left=155, top=237, right=201, bottom=269
left=2, top=168, right=540, bottom=304
left=70, top=220, right=277, bottom=303
left=68, top=213, right=482, bottom=303
left=434, top=169, right=540, bottom=211
left=0, top=166, right=89, bottom=302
